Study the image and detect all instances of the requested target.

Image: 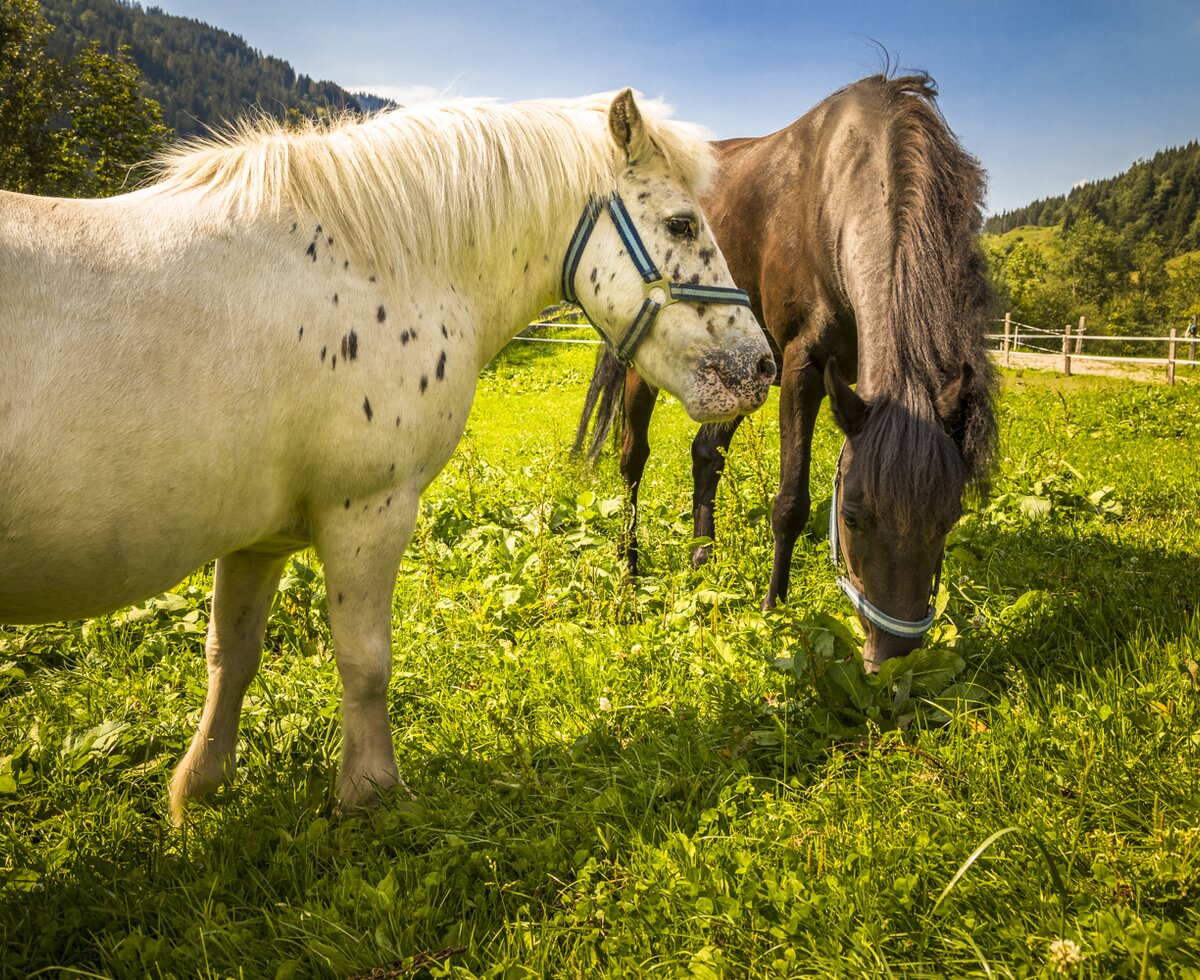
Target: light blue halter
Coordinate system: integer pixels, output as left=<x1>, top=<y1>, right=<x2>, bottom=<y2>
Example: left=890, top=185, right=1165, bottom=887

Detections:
left=562, top=194, right=752, bottom=365
left=828, top=443, right=942, bottom=639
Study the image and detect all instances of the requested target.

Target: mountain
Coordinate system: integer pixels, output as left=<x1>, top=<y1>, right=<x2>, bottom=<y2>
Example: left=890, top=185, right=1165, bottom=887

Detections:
left=985, top=141, right=1200, bottom=258
left=38, top=0, right=364, bottom=138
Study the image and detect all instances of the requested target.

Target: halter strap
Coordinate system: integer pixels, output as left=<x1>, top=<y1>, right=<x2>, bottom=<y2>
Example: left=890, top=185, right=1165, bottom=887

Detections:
left=562, top=194, right=752, bottom=365
left=828, top=443, right=943, bottom=639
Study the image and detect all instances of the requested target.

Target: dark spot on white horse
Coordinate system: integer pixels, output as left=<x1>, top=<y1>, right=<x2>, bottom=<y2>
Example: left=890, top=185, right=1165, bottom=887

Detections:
left=320, top=346, right=327, bottom=361
left=298, top=326, right=304, bottom=341
left=695, top=304, right=708, bottom=318
left=523, top=262, right=529, bottom=274
left=327, top=236, right=334, bottom=246
left=511, top=246, right=518, bottom=257
left=672, top=265, right=681, bottom=279
left=436, top=351, right=446, bottom=380
left=663, top=248, right=673, bottom=265
left=440, top=324, right=448, bottom=338
left=355, top=546, right=361, bottom=556
left=386, top=496, right=392, bottom=507
left=395, top=417, right=401, bottom=426
left=348, top=331, right=358, bottom=359
left=306, top=242, right=317, bottom=261
left=688, top=273, right=702, bottom=285
left=369, top=275, right=376, bottom=283
left=344, top=498, right=351, bottom=509
left=699, top=248, right=714, bottom=266
left=333, top=293, right=339, bottom=304
left=315, top=224, right=322, bottom=234
left=337, top=592, right=343, bottom=605
left=420, top=376, right=428, bottom=393
left=344, top=260, right=350, bottom=270
left=637, top=191, right=650, bottom=201
left=389, top=462, right=396, bottom=473
left=377, top=305, right=386, bottom=323
left=401, top=331, right=410, bottom=345
left=363, top=396, right=373, bottom=421
left=291, top=222, right=297, bottom=233
left=332, top=355, right=337, bottom=369
left=590, top=268, right=598, bottom=284
left=727, top=314, right=736, bottom=327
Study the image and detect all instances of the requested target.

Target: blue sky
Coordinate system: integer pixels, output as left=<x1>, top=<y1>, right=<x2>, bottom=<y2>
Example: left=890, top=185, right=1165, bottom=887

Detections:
left=147, top=0, right=1200, bottom=216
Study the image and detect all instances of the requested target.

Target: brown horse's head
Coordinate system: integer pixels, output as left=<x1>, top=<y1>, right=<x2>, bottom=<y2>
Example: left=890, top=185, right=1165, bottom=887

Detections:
left=825, top=358, right=979, bottom=669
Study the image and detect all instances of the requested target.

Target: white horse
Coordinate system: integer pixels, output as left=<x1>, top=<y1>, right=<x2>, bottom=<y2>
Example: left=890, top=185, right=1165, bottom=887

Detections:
left=0, top=90, right=774, bottom=821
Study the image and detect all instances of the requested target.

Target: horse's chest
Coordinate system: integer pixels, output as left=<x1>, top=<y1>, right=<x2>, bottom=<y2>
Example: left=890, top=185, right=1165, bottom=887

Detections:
left=293, top=285, right=476, bottom=495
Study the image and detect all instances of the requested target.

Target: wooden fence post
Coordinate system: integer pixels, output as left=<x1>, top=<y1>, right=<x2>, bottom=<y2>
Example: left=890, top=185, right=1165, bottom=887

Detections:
left=1168, top=327, right=1177, bottom=386
left=1062, top=323, right=1072, bottom=376
left=1003, top=312, right=1012, bottom=366
left=1075, top=315, right=1086, bottom=354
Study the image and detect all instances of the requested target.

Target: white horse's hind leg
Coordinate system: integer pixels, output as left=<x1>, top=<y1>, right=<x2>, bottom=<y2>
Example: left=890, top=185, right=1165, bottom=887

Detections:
left=315, top=493, right=417, bottom=810
left=169, top=549, right=287, bottom=824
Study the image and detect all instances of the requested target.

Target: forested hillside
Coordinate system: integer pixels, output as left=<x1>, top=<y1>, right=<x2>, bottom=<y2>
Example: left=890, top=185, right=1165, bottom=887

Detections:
left=986, top=141, right=1200, bottom=258
left=39, top=0, right=363, bottom=137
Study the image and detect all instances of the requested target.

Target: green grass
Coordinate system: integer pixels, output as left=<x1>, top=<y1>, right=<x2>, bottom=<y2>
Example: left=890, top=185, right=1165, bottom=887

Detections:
left=983, top=223, right=1065, bottom=257
left=2, top=343, right=1198, bottom=978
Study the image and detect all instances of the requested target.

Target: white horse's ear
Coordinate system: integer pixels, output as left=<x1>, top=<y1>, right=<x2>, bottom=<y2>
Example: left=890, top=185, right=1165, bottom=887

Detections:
left=608, top=89, right=654, bottom=165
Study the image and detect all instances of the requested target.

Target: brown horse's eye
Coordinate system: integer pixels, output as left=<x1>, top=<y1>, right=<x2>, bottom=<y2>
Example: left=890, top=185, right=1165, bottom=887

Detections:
left=842, top=511, right=859, bottom=531
left=666, top=216, right=696, bottom=239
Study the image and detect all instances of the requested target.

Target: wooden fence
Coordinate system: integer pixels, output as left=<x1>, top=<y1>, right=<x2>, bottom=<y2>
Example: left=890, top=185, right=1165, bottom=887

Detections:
left=519, top=313, right=1200, bottom=385
left=989, top=313, right=1199, bottom=384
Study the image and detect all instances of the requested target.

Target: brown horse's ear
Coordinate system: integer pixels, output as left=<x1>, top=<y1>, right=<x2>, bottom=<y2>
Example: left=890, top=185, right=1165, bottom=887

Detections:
left=608, top=89, right=653, bottom=165
left=825, top=357, right=868, bottom=437
left=936, top=362, right=973, bottom=444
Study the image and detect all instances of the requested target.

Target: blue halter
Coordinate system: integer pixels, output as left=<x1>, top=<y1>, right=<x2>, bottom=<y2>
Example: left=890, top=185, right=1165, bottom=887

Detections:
left=562, top=194, right=752, bottom=365
left=828, top=443, right=943, bottom=639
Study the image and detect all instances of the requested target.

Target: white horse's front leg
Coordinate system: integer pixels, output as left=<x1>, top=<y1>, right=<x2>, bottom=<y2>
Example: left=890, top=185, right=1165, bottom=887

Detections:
left=314, top=492, right=417, bottom=810
left=169, top=548, right=287, bottom=824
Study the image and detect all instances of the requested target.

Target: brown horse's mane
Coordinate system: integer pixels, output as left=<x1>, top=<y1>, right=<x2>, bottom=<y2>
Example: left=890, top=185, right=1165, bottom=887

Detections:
left=851, top=73, right=998, bottom=528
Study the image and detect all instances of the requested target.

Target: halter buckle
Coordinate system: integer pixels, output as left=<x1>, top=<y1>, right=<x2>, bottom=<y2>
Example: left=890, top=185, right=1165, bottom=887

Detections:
left=642, top=276, right=677, bottom=308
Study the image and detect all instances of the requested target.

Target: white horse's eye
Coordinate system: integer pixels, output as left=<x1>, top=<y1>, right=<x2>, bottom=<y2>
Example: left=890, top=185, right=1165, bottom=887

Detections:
left=666, top=216, right=696, bottom=240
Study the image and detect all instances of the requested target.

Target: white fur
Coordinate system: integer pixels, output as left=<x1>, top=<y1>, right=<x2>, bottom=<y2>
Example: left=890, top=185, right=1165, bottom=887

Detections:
left=0, top=91, right=771, bottom=821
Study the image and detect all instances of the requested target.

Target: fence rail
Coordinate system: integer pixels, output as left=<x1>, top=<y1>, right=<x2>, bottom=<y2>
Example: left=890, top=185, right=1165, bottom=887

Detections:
left=991, top=312, right=1198, bottom=383
left=514, top=315, right=1199, bottom=384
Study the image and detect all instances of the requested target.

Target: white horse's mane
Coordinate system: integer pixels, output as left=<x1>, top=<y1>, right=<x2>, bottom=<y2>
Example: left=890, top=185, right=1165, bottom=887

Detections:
left=148, top=93, right=714, bottom=279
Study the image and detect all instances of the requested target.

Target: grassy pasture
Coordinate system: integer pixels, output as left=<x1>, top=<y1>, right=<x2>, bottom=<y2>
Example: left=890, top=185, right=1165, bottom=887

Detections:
left=1, top=340, right=1198, bottom=978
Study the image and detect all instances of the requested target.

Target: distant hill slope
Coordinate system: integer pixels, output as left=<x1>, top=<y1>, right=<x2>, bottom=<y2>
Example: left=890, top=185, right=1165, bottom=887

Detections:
left=39, top=0, right=364, bottom=138
left=985, top=141, right=1200, bottom=258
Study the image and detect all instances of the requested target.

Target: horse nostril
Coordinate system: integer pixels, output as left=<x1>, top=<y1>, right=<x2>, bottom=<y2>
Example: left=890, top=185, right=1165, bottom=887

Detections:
left=757, top=353, right=776, bottom=384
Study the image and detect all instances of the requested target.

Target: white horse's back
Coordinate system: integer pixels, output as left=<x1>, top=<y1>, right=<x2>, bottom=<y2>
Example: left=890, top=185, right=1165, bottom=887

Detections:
left=1, top=188, right=430, bottom=621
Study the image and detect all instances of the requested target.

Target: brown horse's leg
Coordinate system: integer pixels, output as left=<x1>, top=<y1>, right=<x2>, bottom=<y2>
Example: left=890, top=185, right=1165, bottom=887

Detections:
left=689, top=416, right=744, bottom=567
left=619, top=369, right=658, bottom=578
left=763, top=348, right=825, bottom=610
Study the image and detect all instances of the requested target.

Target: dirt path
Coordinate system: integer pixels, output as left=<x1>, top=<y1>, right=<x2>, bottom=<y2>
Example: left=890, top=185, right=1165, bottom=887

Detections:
left=994, top=350, right=1195, bottom=385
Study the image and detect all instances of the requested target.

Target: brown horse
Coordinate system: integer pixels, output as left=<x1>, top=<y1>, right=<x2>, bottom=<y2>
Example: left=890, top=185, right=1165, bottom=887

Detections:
left=573, top=73, right=998, bottom=668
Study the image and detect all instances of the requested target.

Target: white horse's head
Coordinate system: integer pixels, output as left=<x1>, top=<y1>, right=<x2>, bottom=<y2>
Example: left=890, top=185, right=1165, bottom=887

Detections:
left=566, top=91, right=775, bottom=422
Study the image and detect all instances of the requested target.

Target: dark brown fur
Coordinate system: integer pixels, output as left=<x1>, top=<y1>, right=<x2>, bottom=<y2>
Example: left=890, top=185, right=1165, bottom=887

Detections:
left=573, top=73, right=998, bottom=662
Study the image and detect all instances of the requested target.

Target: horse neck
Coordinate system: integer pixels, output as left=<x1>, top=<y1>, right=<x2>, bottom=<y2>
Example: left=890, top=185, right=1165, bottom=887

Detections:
left=456, top=190, right=593, bottom=366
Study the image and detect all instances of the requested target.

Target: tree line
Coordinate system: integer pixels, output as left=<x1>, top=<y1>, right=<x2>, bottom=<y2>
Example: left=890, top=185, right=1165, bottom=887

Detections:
left=40, top=0, right=362, bottom=138
left=984, top=141, right=1200, bottom=337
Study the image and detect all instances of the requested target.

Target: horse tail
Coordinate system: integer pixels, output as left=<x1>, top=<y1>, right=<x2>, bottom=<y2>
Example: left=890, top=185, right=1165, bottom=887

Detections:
left=571, top=344, right=626, bottom=464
